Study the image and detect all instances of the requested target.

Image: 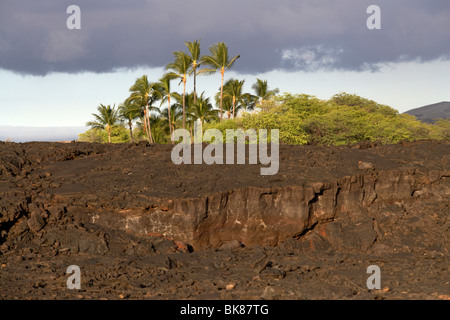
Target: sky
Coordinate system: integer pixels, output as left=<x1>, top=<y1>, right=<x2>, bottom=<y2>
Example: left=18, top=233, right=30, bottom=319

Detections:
left=0, top=0, right=449, bottom=130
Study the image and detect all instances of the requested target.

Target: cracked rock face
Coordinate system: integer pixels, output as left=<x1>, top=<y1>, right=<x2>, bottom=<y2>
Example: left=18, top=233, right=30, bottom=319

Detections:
left=1, top=140, right=448, bottom=252
left=0, top=140, right=448, bottom=299
left=82, top=169, right=448, bottom=251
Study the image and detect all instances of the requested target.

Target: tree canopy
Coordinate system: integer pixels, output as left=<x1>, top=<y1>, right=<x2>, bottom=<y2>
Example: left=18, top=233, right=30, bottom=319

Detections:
left=80, top=40, right=449, bottom=146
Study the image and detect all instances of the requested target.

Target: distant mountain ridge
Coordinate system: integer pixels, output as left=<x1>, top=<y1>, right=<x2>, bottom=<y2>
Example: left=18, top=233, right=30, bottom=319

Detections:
left=0, top=126, right=86, bottom=143
left=404, top=101, right=450, bottom=123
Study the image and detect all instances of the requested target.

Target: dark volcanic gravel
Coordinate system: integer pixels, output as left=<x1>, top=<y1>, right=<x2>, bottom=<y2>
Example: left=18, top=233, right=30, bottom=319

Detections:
left=0, top=140, right=449, bottom=300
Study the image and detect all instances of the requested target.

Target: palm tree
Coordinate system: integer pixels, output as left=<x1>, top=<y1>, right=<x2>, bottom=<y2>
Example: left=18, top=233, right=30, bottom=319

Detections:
left=86, top=104, right=120, bottom=143
left=127, top=75, right=162, bottom=143
left=252, top=79, right=280, bottom=106
left=188, top=92, right=219, bottom=132
left=222, top=79, right=245, bottom=118
left=161, top=103, right=183, bottom=135
left=214, top=93, right=233, bottom=119
left=239, top=93, right=258, bottom=113
left=119, top=100, right=141, bottom=141
left=158, top=75, right=176, bottom=138
left=173, top=91, right=197, bottom=138
left=149, top=112, right=170, bottom=144
left=222, top=80, right=235, bottom=119
left=166, top=51, right=192, bottom=129
left=200, top=42, right=240, bottom=122
left=185, top=40, right=202, bottom=105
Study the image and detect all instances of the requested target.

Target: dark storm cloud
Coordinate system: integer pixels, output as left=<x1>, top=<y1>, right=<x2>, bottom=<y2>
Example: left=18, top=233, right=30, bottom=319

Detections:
left=0, top=0, right=449, bottom=75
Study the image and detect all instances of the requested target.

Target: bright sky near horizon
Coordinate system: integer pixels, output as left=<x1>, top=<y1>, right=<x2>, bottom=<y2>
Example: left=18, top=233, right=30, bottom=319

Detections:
left=1, top=59, right=449, bottom=127
left=0, top=0, right=449, bottom=128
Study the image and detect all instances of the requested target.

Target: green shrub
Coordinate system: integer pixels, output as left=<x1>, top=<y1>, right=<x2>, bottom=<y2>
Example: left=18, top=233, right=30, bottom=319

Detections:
left=206, top=92, right=448, bottom=145
left=78, top=125, right=130, bottom=143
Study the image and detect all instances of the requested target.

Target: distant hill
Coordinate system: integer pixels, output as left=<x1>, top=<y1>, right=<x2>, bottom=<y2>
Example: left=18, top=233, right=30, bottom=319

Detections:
left=0, top=126, right=86, bottom=143
left=404, top=101, right=450, bottom=123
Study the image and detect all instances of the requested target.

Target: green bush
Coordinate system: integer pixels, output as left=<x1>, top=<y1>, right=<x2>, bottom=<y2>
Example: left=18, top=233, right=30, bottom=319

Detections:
left=432, top=119, right=450, bottom=140
left=239, top=103, right=308, bottom=144
left=81, top=92, right=449, bottom=146
left=78, top=128, right=105, bottom=143
left=206, top=92, right=449, bottom=146
left=78, top=125, right=130, bottom=143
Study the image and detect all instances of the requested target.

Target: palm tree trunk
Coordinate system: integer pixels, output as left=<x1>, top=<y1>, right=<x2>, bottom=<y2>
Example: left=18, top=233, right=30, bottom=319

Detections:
left=193, top=66, right=197, bottom=105
left=147, top=115, right=153, bottom=143
left=142, top=114, right=147, bottom=136
left=201, top=116, right=205, bottom=135
left=232, top=96, right=236, bottom=119
left=128, top=120, right=133, bottom=142
left=144, top=108, right=149, bottom=141
left=107, top=124, right=111, bottom=143
left=145, top=105, right=153, bottom=143
left=167, top=94, right=173, bottom=142
left=219, top=68, right=224, bottom=122
left=182, top=77, right=186, bottom=129
left=143, top=109, right=148, bottom=141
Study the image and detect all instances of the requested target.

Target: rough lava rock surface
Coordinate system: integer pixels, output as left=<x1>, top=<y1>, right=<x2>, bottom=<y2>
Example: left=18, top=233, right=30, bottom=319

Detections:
left=0, top=140, right=449, bottom=300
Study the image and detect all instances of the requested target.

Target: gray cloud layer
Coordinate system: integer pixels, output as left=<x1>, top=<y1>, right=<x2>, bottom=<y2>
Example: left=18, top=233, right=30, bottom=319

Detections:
left=1, top=0, right=449, bottom=75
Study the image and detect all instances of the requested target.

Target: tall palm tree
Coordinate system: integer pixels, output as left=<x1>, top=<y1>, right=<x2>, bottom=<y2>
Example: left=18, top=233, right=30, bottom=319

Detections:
left=161, top=103, right=183, bottom=135
left=86, top=104, right=119, bottom=143
left=166, top=51, right=192, bottom=129
left=200, top=42, right=240, bottom=122
left=215, top=93, right=241, bottom=119
left=252, top=79, right=280, bottom=106
left=158, top=75, right=177, bottom=138
left=173, top=91, right=197, bottom=138
left=188, top=92, right=219, bottom=132
left=185, top=40, right=202, bottom=105
left=222, top=79, right=245, bottom=118
left=127, top=75, right=162, bottom=143
left=119, top=100, right=141, bottom=141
